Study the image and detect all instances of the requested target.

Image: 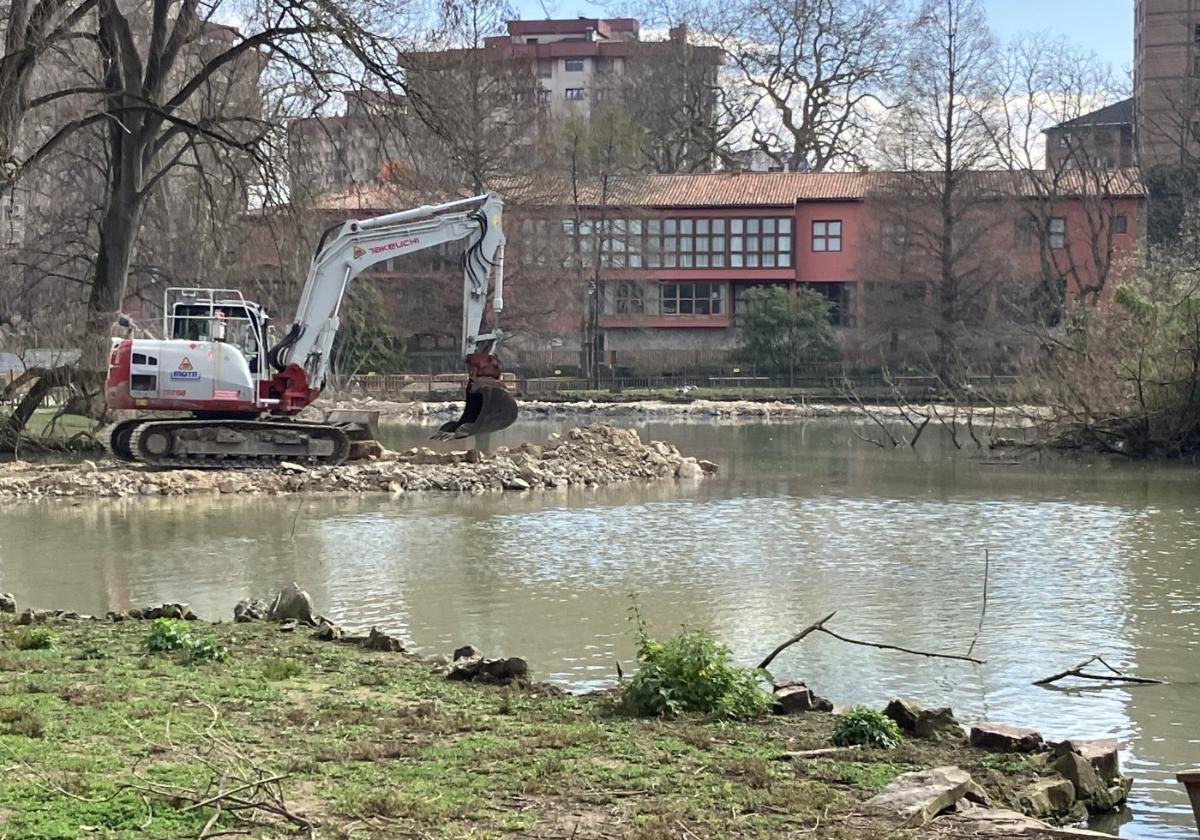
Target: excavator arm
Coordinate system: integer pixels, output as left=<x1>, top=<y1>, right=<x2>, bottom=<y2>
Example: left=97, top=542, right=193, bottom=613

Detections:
left=264, top=191, right=517, bottom=439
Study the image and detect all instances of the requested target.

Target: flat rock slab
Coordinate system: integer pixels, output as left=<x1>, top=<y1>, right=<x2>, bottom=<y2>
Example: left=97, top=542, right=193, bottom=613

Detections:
left=970, top=722, right=1045, bottom=753
left=935, top=807, right=1119, bottom=837
left=864, top=765, right=973, bottom=827
left=1052, top=738, right=1121, bottom=782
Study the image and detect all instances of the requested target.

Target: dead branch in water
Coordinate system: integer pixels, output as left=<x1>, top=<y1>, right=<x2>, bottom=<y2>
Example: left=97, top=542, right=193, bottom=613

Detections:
left=758, top=611, right=986, bottom=671
left=966, top=549, right=989, bottom=659
left=1034, top=655, right=1165, bottom=687
left=758, top=611, right=838, bottom=670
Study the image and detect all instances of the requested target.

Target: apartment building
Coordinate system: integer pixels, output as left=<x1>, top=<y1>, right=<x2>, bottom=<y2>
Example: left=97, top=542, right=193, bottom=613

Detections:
left=1044, top=98, right=1135, bottom=171
left=1135, top=0, right=1200, bottom=166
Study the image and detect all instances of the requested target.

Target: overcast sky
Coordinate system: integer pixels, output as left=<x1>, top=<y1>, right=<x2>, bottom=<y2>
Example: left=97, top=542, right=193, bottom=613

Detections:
left=507, top=0, right=1135, bottom=75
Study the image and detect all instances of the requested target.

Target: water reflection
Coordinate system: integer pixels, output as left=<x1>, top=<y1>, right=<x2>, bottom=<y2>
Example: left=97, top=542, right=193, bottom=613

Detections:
left=1, top=420, right=1197, bottom=838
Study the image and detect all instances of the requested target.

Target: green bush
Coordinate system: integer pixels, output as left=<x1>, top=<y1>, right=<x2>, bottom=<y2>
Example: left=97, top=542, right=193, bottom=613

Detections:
left=14, top=628, right=57, bottom=651
left=831, top=707, right=903, bottom=749
left=622, top=610, right=772, bottom=720
left=182, top=635, right=228, bottom=664
left=143, top=618, right=191, bottom=652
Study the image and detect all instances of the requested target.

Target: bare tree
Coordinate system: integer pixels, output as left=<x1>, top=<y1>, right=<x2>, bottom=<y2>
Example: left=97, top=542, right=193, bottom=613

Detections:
left=696, top=0, right=905, bottom=171
left=0, top=0, right=417, bottom=443
left=865, top=0, right=999, bottom=384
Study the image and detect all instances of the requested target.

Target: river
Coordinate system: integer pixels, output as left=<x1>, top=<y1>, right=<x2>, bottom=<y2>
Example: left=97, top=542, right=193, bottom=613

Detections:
left=1, top=418, right=1197, bottom=838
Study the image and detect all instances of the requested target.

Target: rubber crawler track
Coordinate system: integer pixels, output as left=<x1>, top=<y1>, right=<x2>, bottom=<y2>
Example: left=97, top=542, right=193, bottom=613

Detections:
left=115, top=419, right=350, bottom=468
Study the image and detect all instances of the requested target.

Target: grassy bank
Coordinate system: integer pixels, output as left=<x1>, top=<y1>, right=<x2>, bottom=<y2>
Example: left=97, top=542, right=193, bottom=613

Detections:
left=0, top=617, right=1045, bottom=839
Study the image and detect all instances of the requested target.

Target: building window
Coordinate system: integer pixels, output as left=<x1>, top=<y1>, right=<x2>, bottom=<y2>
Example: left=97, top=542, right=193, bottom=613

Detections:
left=565, top=58, right=584, bottom=72
left=1194, top=22, right=1200, bottom=42
left=537, top=89, right=550, bottom=104
left=565, top=88, right=585, bottom=100
left=526, top=37, right=539, bottom=44
left=802, top=282, right=853, bottom=327
left=1113, top=214, right=1128, bottom=234
left=661, top=282, right=727, bottom=316
left=612, top=281, right=644, bottom=314
left=538, top=59, right=553, bottom=78
left=1048, top=217, right=1066, bottom=249
left=1015, top=218, right=1036, bottom=248
left=729, top=217, right=791, bottom=267
left=881, top=221, right=907, bottom=250
left=1194, top=54, right=1200, bottom=77
left=812, top=220, right=842, bottom=252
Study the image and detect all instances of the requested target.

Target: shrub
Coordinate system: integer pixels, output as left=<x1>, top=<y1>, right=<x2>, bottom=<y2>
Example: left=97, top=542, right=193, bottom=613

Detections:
left=144, top=618, right=190, bottom=652
left=182, top=635, right=229, bottom=664
left=831, top=707, right=903, bottom=749
left=261, top=659, right=305, bottom=680
left=14, top=628, right=58, bottom=651
left=622, top=609, right=772, bottom=720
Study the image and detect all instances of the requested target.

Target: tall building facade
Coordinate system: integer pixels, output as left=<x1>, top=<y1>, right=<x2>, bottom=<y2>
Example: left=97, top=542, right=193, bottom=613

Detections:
left=1135, top=0, right=1200, bottom=166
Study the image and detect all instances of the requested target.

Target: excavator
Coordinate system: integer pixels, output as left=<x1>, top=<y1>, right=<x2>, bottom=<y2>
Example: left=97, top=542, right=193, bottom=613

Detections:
left=103, top=192, right=518, bottom=466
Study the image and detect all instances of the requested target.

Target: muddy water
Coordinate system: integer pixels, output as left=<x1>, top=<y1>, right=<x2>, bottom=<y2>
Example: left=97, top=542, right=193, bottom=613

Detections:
left=1, top=419, right=1198, bottom=837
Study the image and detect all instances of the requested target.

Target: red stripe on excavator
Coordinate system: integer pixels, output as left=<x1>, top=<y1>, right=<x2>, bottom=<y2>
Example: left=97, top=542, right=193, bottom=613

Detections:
left=104, top=339, right=134, bottom=409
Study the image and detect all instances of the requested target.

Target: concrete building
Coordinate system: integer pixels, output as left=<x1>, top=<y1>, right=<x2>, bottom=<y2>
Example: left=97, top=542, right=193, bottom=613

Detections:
left=470, top=19, right=721, bottom=121
left=1135, top=0, right=1200, bottom=166
left=1044, top=98, right=1135, bottom=171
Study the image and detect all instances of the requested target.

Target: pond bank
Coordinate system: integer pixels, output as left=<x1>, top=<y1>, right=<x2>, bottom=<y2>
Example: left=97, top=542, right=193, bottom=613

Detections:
left=333, top=396, right=1041, bottom=425
left=0, top=425, right=715, bottom=502
left=0, top=602, right=1132, bottom=840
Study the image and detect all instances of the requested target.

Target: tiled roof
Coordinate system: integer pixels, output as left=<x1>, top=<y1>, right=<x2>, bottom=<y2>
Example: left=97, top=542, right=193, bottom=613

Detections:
left=309, top=168, right=1144, bottom=214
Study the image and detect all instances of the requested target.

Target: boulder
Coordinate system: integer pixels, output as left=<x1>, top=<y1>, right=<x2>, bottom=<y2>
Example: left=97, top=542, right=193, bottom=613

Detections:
left=0, top=593, right=15, bottom=614
left=1051, top=738, right=1121, bottom=783
left=1018, top=777, right=1076, bottom=819
left=234, top=599, right=269, bottom=623
left=774, top=684, right=834, bottom=714
left=447, top=654, right=529, bottom=685
left=311, top=622, right=342, bottom=642
left=1053, top=750, right=1129, bottom=812
left=278, top=619, right=298, bottom=633
left=970, top=722, right=1044, bottom=753
left=106, top=610, right=127, bottom=622
left=268, top=583, right=315, bottom=626
left=864, top=765, right=975, bottom=827
left=914, top=707, right=965, bottom=742
left=453, top=645, right=480, bottom=661
left=884, top=697, right=924, bottom=731
left=360, top=627, right=404, bottom=652
left=17, top=608, right=37, bottom=625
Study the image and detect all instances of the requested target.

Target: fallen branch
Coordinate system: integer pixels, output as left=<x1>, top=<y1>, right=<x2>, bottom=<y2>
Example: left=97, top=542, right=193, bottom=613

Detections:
left=1034, top=655, right=1165, bottom=686
left=759, top=611, right=985, bottom=671
left=773, top=745, right=862, bottom=761
left=758, top=611, right=838, bottom=670
left=814, top=627, right=985, bottom=664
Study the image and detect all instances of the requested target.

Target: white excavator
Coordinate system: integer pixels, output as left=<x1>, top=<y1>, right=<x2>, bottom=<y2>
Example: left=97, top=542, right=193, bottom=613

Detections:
left=104, top=192, right=518, bottom=466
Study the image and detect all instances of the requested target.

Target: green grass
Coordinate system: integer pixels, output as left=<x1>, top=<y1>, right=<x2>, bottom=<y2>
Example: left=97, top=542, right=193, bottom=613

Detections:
left=23, top=409, right=94, bottom=440
left=0, top=617, right=1032, bottom=839
left=14, top=628, right=58, bottom=651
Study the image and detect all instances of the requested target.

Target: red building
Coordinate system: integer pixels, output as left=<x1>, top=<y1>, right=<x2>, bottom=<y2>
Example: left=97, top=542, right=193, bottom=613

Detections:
left=281, top=169, right=1145, bottom=374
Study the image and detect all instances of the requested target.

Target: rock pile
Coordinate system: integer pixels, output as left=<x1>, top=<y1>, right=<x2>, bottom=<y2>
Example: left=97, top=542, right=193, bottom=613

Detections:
left=0, top=425, right=715, bottom=502
left=445, top=644, right=529, bottom=686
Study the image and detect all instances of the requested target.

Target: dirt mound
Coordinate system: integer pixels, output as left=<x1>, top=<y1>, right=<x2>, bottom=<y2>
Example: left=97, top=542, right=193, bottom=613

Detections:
left=0, top=425, right=716, bottom=502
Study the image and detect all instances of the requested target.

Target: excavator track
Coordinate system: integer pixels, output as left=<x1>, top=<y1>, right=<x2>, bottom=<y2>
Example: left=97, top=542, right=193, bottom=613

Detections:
left=120, top=419, right=351, bottom=468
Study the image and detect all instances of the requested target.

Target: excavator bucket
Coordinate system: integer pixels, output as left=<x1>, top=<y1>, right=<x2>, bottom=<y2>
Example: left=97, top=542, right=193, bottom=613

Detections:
left=325, top=408, right=383, bottom=459
left=431, top=380, right=518, bottom=440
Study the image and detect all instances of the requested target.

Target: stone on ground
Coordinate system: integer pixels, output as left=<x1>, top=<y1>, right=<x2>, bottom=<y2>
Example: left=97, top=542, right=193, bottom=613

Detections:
left=1052, top=738, right=1121, bottom=783
left=914, top=706, right=965, bottom=741
left=268, top=583, right=315, bottom=626
left=884, top=697, right=923, bottom=731
left=0, top=593, right=14, bottom=614
left=453, top=644, right=480, bottom=661
left=1053, top=750, right=1130, bottom=812
left=863, top=765, right=974, bottom=827
left=1018, top=777, right=1076, bottom=819
left=234, top=598, right=269, bottom=623
left=360, top=627, right=405, bottom=652
left=773, top=683, right=834, bottom=714
left=970, top=722, right=1045, bottom=753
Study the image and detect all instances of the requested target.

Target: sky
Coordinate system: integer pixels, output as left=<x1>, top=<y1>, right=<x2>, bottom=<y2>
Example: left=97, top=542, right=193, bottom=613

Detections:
left=508, top=0, right=1135, bottom=74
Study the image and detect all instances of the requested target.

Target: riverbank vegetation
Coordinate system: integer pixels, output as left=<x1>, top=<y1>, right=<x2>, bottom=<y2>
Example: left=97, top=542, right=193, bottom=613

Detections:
left=0, top=615, right=1060, bottom=839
